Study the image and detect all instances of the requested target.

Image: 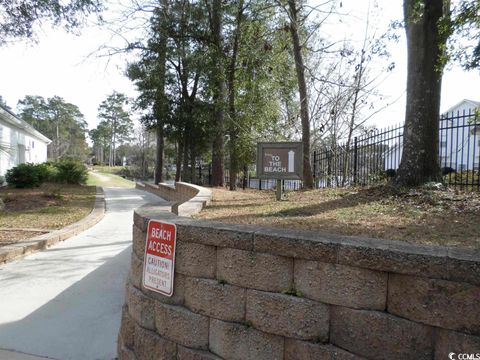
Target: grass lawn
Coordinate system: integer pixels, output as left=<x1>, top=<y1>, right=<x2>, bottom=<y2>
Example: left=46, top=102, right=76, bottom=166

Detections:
left=90, top=165, right=125, bottom=174
left=0, top=183, right=96, bottom=245
left=87, top=170, right=135, bottom=188
left=195, top=186, right=480, bottom=249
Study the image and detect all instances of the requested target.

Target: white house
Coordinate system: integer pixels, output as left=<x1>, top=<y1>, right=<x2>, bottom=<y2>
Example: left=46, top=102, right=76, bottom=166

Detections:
left=384, top=99, right=480, bottom=171
left=439, top=99, right=480, bottom=171
left=0, top=104, right=51, bottom=177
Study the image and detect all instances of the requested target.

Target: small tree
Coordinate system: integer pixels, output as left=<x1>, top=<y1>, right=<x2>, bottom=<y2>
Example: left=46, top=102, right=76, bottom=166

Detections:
left=89, top=122, right=111, bottom=165
left=97, top=92, right=134, bottom=167
left=17, top=95, right=88, bottom=161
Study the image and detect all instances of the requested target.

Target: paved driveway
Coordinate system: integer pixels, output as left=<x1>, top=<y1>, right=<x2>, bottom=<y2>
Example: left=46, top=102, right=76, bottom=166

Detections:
left=0, top=187, right=167, bottom=360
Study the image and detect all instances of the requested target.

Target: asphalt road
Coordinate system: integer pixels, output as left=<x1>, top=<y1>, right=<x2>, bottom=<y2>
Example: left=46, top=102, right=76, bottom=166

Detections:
left=0, top=187, right=167, bottom=360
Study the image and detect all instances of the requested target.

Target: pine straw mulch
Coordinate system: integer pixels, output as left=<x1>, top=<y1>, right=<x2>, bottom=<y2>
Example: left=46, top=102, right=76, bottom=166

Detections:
left=194, top=185, right=480, bottom=249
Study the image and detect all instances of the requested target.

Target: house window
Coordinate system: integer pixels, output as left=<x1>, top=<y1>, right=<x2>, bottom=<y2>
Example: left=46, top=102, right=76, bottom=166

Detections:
left=31, top=141, right=34, bottom=149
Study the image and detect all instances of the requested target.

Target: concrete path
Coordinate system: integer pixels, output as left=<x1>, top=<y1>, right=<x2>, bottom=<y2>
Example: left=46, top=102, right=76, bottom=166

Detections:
left=0, top=188, right=168, bottom=360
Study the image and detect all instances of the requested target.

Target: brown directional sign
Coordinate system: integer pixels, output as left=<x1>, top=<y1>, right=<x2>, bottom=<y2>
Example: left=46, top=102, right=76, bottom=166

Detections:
left=257, top=142, right=303, bottom=180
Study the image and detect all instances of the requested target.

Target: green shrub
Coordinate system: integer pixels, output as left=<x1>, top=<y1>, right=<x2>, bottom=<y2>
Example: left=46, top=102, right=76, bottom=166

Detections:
left=6, top=160, right=88, bottom=187
left=36, top=162, right=59, bottom=182
left=5, top=163, right=42, bottom=188
left=118, top=166, right=132, bottom=178
left=53, top=160, right=88, bottom=184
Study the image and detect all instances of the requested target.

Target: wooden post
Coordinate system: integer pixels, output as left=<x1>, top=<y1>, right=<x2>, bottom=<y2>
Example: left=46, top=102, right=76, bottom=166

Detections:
left=276, top=179, right=283, bottom=201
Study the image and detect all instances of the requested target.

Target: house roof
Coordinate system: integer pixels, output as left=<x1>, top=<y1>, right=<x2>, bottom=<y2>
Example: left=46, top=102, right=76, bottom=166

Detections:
left=443, top=99, right=480, bottom=115
left=0, top=104, right=51, bottom=144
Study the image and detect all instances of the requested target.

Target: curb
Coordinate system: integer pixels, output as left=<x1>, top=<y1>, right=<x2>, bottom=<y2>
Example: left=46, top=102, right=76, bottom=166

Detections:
left=0, top=186, right=106, bottom=265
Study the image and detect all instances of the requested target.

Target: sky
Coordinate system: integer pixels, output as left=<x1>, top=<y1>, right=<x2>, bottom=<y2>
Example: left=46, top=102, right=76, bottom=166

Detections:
left=0, top=0, right=479, bottom=132
left=0, top=23, right=137, bottom=128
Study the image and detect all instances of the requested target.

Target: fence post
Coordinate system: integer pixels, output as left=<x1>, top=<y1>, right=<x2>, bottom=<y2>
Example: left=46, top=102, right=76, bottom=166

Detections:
left=353, top=137, right=358, bottom=185
left=327, top=150, right=332, bottom=187
left=313, top=151, right=317, bottom=188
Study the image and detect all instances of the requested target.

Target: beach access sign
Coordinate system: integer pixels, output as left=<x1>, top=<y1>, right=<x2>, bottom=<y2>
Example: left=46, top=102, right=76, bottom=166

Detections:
left=143, top=220, right=177, bottom=297
left=256, top=142, right=303, bottom=180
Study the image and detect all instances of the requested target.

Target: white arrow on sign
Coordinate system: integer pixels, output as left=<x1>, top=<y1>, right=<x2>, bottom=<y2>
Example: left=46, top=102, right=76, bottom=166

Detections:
left=288, top=150, right=295, bottom=172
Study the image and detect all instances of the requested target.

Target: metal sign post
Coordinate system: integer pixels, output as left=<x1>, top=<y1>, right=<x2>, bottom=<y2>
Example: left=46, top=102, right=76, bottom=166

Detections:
left=275, top=179, right=283, bottom=201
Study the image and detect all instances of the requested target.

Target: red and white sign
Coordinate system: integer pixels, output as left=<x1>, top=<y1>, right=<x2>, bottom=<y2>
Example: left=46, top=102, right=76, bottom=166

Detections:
left=142, top=220, right=177, bottom=296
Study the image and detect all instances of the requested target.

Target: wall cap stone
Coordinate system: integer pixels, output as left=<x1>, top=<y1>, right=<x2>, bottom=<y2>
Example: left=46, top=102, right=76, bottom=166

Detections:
left=136, top=181, right=212, bottom=217
left=134, top=205, right=480, bottom=286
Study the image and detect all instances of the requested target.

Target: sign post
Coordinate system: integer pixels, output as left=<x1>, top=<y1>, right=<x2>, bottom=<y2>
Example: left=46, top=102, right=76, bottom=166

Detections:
left=275, top=179, right=283, bottom=201
left=257, top=142, right=303, bottom=200
left=143, top=220, right=177, bottom=297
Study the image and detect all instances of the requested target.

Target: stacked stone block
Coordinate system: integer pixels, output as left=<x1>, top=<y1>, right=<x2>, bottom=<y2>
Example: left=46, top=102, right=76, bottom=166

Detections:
left=118, top=208, right=480, bottom=360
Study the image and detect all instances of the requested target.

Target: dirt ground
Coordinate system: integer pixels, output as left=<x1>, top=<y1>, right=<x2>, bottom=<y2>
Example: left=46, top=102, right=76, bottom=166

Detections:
left=0, top=230, right=48, bottom=246
left=0, top=184, right=95, bottom=248
left=195, top=185, right=480, bottom=249
left=2, top=189, right=64, bottom=212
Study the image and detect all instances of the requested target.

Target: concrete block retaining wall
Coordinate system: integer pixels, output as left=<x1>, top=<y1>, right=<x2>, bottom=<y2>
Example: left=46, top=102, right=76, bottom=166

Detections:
left=136, top=182, right=211, bottom=217
left=118, top=207, right=480, bottom=360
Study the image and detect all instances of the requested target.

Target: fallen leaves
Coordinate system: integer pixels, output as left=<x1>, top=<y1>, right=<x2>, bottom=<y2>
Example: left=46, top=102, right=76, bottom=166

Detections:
left=196, top=186, right=480, bottom=249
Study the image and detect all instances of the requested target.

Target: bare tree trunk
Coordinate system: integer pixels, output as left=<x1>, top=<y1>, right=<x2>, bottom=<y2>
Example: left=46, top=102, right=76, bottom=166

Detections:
left=227, top=0, right=244, bottom=191
left=341, top=25, right=369, bottom=187
left=342, top=69, right=363, bottom=186
left=395, top=0, right=449, bottom=187
left=287, top=0, right=314, bottom=189
left=155, top=125, right=164, bottom=183
left=153, top=0, right=169, bottom=184
left=190, top=141, right=196, bottom=184
left=109, top=127, right=114, bottom=167
left=141, top=141, right=146, bottom=179
left=113, top=122, right=117, bottom=166
left=182, top=132, right=190, bottom=183
left=175, top=138, right=183, bottom=182
left=55, top=121, right=59, bottom=160
left=210, top=0, right=225, bottom=187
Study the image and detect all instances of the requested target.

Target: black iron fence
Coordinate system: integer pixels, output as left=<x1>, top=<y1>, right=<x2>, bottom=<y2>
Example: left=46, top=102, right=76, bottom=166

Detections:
left=224, top=172, right=303, bottom=191
left=312, top=124, right=403, bottom=188
left=194, top=167, right=303, bottom=191
left=193, top=109, right=479, bottom=191
left=312, top=108, right=480, bottom=190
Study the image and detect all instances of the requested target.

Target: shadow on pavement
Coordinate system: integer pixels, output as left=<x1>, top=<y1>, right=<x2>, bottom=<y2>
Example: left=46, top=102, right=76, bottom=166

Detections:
left=0, top=246, right=132, bottom=360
